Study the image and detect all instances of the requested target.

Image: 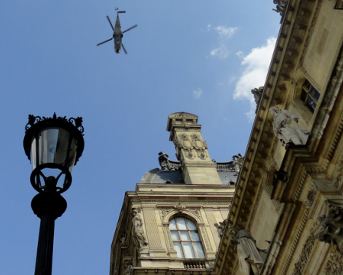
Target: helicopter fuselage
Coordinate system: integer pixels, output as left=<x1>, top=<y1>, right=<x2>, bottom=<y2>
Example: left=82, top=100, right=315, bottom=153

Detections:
left=113, top=15, right=123, bottom=53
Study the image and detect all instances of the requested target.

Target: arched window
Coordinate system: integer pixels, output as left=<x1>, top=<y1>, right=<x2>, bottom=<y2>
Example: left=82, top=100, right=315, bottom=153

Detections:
left=169, top=216, right=205, bottom=259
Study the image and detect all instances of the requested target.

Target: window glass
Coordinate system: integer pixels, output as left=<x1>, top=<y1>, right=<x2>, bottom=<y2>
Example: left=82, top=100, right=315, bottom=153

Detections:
left=186, top=219, right=196, bottom=230
left=179, top=231, right=190, bottom=241
left=174, top=243, right=183, bottom=258
left=182, top=243, right=195, bottom=258
left=171, top=231, right=179, bottom=241
left=190, top=231, right=200, bottom=241
left=176, top=218, right=187, bottom=230
left=169, top=219, right=176, bottom=230
left=193, top=242, right=205, bottom=258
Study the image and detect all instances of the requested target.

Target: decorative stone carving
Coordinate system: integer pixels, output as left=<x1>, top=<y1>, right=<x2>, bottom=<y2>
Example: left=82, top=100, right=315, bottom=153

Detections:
left=325, top=246, right=343, bottom=275
left=318, top=201, right=343, bottom=253
left=179, top=134, right=195, bottom=159
left=235, top=229, right=265, bottom=275
left=273, top=0, right=288, bottom=17
left=251, top=86, right=263, bottom=111
left=131, top=208, right=148, bottom=249
left=191, top=134, right=208, bottom=159
left=270, top=106, right=309, bottom=146
left=305, top=189, right=317, bottom=209
left=215, top=219, right=228, bottom=237
left=160, top=205, right=202, bottom=223
left=158, top=152, right=181, bottom=171
left=232, top=154, right=244, bottom=175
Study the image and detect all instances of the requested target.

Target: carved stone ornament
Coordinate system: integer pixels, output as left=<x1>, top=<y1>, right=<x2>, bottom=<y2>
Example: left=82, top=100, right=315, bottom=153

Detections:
left=179, top=134, right=195, bottom=159
left=317, top=201, right=343, bottom=254
left=325, top=246, right=343, bottom=275
left=305, top=189, right=317, bottom=209
left=191, top=134, right=208, bottom=159
left=123, top=258, right=133, bottom=275
left=158, top=152, right=181, bottom=171
left=160, top=205, right=201, bottom=223
left=131, top=208, right=148, bottom=249
left=270, top=106, right=309, bottom=146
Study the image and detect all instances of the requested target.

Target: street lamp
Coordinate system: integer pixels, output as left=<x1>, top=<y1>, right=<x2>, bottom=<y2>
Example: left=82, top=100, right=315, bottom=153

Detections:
left=23, top=113, right=85, bottom=275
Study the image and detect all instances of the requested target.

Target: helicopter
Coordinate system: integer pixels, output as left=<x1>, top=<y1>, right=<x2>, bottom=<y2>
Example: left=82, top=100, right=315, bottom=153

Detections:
left=97, top=10, right=138, bottom=54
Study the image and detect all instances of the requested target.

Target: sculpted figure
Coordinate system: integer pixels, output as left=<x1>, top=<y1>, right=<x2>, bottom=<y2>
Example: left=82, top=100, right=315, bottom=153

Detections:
left=318, top=202, right=343, bottom=253
left=273, top=0, right=288, bottom=16
left=131, top=208, right=148, bottom=249
left=215, top=219, right=228, bottom=237
left=251, top=87, right=263, bottom=110
left=236, top=230, right=264, bottom=275
left=270, top=106, right=309, bottom=146
left=232, top=154, right=244, bottom=175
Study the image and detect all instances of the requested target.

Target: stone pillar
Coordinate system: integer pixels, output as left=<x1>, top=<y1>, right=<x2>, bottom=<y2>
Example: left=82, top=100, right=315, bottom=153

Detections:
left=167, top=112, right=222, bottom=185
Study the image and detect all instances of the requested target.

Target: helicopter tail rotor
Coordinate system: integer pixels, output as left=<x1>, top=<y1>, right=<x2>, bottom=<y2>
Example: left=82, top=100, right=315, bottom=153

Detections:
left=122, top=24, right=138, bottom=33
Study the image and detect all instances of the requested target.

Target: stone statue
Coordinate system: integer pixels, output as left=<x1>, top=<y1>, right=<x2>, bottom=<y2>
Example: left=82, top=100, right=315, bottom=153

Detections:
left=273, top=0, right=288, bottom=16
left=235, top=230, right=265, bottom=275
left=131, top=208, right=148, bottom=249
left=158, top=152, right=181, bottom=171
left=251, top=87, right=263, bottom=111
left=270, top=106, right=309, bottom=146
left=215, top=219, right=228, bottom=237
left=232, top=154, right=244, bottom=175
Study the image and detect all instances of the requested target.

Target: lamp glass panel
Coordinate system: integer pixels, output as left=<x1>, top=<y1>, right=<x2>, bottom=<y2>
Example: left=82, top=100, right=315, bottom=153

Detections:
left=31, top=128, right=77, bottom=171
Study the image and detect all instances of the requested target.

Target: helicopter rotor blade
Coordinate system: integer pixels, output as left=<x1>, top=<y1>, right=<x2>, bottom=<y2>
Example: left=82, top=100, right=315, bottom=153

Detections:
left=106, top=16, right=114, bottom=31
left=96, top=37, right=113, bottom=46
left=121, top=43, right=128, bottom=54
left=122, top=24, right=138, bottom=33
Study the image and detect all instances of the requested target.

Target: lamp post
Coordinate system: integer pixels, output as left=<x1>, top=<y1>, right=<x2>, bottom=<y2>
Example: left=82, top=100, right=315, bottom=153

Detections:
left=23, top=113, right=85, bottom=275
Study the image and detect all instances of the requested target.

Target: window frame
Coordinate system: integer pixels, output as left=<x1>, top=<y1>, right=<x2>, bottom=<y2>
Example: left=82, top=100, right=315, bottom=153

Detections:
left=169, top=216, right=205, bottom=259
left=300, top=79, right=321, bottom=113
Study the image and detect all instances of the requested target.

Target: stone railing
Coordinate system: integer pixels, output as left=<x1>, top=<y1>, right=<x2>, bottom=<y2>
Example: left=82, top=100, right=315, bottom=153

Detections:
left=183, top=259, right=206, bottom=269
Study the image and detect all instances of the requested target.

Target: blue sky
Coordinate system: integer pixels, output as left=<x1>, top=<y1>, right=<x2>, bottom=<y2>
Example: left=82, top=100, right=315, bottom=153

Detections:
left=0, top=1, right=280, bottom=274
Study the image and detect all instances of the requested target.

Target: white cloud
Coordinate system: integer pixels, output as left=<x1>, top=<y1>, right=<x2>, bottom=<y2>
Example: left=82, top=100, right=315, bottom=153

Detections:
left=233, top=37, right=276, bottom=117
left=193, top=88, right=203, bottom=99
left=235, top=50, right=244, bottom=59
left=213, top=26, right=238, bottom=40
left=208, top=25, right=238, bottom=60
left=210, top=45, right=229, bottom=59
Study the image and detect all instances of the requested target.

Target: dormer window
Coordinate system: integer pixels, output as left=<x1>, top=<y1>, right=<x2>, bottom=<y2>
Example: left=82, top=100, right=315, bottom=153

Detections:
left=169, top=217, right=205, bottom=259
left=300, top=79, right=320, bottom=112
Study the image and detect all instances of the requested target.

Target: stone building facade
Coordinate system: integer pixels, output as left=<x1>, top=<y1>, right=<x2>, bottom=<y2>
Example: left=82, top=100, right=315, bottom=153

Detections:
left=110, top=1, right=343, bottom=274
left=109, top=113, right=237, bottom=274
left=215, top=0, right=343, bottom=274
